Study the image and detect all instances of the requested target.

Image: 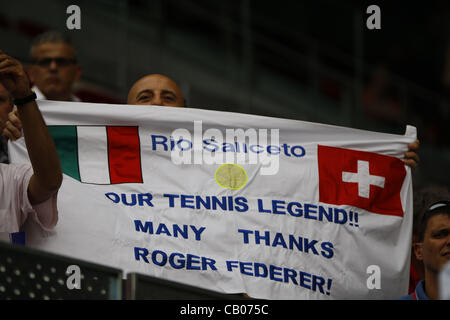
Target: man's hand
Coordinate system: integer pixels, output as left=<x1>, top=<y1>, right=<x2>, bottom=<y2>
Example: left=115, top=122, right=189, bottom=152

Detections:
left=2, top=108, right=22, bottom=141
left=404, top=139, right=420, bottom=169
left=0, top=49, right=28, bottom=142
left=0, top=50, right=32, bottom=99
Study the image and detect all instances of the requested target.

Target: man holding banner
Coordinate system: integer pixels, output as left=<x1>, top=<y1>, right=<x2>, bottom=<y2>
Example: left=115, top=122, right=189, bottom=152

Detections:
left=0, top=50, right=62, bottom=233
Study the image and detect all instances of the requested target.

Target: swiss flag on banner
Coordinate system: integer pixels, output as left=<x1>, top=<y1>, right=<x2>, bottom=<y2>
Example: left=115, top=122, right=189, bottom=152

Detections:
left=317, top=145, right=406, bottom=217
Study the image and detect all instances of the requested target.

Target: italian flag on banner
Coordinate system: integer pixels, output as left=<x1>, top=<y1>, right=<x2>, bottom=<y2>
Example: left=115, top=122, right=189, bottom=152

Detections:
left=48, top=126, right=143, bottom=184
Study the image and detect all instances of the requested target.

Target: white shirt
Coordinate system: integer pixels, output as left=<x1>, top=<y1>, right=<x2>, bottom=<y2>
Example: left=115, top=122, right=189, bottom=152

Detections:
left=0, top=163, right=58, bottom=233
left=32, top=86, right=81, bottom=102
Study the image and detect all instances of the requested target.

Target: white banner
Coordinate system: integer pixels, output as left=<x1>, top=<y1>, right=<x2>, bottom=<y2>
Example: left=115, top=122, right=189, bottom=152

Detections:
left=9, top=100, right=416, bottom=299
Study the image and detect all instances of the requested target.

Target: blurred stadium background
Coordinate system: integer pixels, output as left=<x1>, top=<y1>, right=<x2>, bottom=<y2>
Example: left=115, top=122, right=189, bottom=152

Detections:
left=1, top=0, right=449, bottom=188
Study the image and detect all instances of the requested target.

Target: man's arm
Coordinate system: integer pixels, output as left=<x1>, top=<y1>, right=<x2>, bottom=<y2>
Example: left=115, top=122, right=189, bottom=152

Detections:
left=0, top=49, right=62, bottom=205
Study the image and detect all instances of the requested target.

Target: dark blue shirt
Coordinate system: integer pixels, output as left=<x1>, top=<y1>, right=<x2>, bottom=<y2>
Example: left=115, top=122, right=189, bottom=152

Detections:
left=398, top=280, right=429, bottom=300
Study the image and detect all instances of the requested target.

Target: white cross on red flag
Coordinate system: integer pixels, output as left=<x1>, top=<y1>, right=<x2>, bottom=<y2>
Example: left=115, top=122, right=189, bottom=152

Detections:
left=317, top=145, right=406, bottom=217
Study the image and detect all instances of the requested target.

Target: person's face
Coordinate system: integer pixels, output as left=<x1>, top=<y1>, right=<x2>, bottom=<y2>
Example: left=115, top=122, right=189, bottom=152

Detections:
left=0, top=83, right=13, bottom=132
left=414, top=213, right=450, bottom=274
left=127, top=74, right=184, bottom=107
left=28, top=42, right=81, bottom=101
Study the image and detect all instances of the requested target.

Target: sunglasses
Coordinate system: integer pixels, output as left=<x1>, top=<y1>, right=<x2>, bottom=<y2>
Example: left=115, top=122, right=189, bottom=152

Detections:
left=32, top=57, right=77, bottom=67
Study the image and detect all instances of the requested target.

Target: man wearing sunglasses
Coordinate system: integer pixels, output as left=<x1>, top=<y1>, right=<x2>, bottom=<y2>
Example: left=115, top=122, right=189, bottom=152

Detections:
left=27, top=31, right=82, bottom=102
left=399, top=200, right=450, bottom=299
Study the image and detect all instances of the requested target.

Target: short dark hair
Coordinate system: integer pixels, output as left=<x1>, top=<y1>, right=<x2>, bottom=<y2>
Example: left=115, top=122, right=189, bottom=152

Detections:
left=417, top=200, right=450, bottom=242
left=30, top=31, right=76, bottom=59
left=413, top=185, right=450, bottom=240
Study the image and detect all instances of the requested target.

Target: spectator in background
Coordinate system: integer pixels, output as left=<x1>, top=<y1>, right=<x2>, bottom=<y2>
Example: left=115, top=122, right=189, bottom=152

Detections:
left=4, top=31, right=83, bottom=142
left=362, top=63, right=420, bottom=169
left=27, top=31, right=82, bottom=101
left=363, top=64, right=403, bottom=126
left=127, top=74, right=185, bottom=107
left=399, top=198, right=450, bottom=299
left=410, top=185, right=450, bottom=293
left=0, top=83, right=13, bottom=163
